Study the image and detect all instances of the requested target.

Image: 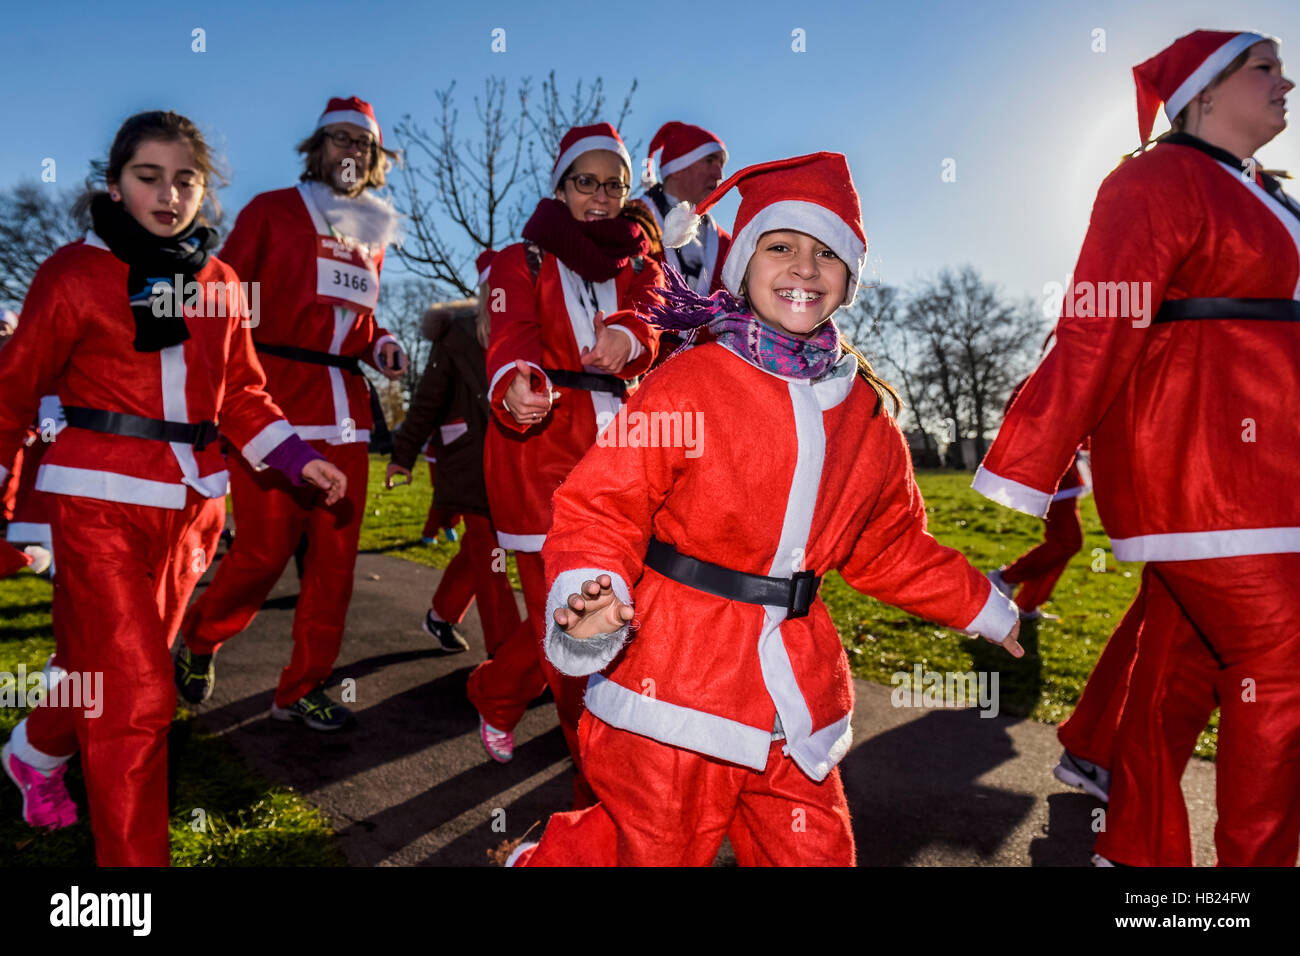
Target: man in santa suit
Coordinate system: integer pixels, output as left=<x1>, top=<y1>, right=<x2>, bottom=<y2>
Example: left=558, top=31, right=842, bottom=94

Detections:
left=636, top=122, right=731, bottom=295
left=178, top=97, right=407, bottom=730
left=974, top=30, right=1300, bottom=866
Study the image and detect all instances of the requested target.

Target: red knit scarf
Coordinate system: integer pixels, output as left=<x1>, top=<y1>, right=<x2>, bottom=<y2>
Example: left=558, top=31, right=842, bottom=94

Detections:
left=521, top=198, right=647, bottom=282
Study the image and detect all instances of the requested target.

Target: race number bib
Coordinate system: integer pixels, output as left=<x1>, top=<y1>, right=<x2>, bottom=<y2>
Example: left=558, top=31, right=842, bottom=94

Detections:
left=315, top=236, right=380, bottom=312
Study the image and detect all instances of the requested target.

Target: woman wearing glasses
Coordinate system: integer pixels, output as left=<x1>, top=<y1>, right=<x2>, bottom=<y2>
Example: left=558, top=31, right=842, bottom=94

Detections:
left=177, top=97, right=406, bottom=730
left=468, top=123, right=663, bottom=804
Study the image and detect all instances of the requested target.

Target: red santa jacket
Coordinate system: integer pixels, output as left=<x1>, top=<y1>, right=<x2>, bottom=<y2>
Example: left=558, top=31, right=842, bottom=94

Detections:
left=483, top=241, right=664, bottom=550
left=0, top=234, right=295, bottom=510
left=540, top=343, right=1018, bottom=781
left=219, top=185, right=395, bottom=445
left=974, top=140, right=1300, bottom=561
left=637, top=185, right=732, bottom=295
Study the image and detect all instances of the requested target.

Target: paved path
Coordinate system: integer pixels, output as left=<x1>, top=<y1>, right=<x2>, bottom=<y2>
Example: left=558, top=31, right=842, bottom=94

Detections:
left=187, top=545, right=1217, bottom=866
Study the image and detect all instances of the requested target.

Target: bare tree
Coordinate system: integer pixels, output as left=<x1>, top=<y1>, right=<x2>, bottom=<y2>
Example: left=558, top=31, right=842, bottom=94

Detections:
left=0, top=183, right=81, bottom=310
left=389, top=71, right=639, bottom=299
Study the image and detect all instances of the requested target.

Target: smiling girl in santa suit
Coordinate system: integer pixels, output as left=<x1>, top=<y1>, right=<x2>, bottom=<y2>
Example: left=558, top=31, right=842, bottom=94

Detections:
left=467, top=124, right=663, bottom=799
left=177, top=97, right=406, bottom=730
left=0, top=111, right=346, bottom=865
left=975, top=30, right=1300, bottom=866
left=508, top=152, right=1023, bottom=866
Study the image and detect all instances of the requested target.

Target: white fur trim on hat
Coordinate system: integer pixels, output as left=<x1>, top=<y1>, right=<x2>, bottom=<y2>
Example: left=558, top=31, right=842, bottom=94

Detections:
left=550, top=136, right=632, bottom=193
left=659, top=141, right=727, bottom=178
left=1165, top=32, right=1267, bottom=125
left=317, top=109, right=381, bottom=138
left=721, top=200, right=867, bottom=306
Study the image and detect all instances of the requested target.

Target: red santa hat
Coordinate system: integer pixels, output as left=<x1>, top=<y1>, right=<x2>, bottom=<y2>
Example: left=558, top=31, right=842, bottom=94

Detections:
left=316, top=96, right=383, bottom=145
left=550, top=123, right=632, bottom=193
left=664, top=152, right=867, bottom=306
left=475, top=249, right=496, bottom=287
left=1133, top=30, right=1275, bottom=145
left=643, top=121, right=728, bottom=187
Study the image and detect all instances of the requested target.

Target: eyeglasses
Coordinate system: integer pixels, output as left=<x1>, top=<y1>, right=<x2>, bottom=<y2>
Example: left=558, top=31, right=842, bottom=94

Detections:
left=565, top=174, right=630, bottom=198
left=326, top=129, right=375, bottom=151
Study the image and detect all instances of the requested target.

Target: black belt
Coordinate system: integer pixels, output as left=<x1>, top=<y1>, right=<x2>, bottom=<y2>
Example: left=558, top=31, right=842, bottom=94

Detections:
left=644, top=537, right=820, bottom=619
left=542, top=368, right=627, bottom=397
left=1153, top=297, right=1300, bottom=324
left=63, top=406, right=219, bottom=451
left=256, top=343, right=362, bottom=374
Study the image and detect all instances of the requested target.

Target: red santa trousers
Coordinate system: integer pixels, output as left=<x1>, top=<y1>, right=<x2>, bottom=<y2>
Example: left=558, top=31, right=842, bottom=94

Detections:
left=431, top=513, right=518, bottom=657
left=1060, top=567, right=1216, bottom=865
left=1001, top=496, right=1084, bottom=611
left=465, top=550, right=590, bottom=804
left=21, top=489, right=224, bottom=866
left=181, top=441, right=369, bottom=708
left=516, top=713, right=855, bottom=866
left=1096, top=553, right=1300, bottom=867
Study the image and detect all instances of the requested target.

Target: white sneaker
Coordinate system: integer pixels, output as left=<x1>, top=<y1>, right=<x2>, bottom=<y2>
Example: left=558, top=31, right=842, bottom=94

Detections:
left=1054, top=749, right=1111, bottom=802
left=987, top=568, right=1015, bottom=599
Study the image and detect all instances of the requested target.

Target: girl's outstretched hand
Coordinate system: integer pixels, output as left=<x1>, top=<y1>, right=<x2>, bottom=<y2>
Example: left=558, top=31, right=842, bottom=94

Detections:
left=553, top=574, right=634, bottom=640
left=989, top=617, right=1025, bottom=659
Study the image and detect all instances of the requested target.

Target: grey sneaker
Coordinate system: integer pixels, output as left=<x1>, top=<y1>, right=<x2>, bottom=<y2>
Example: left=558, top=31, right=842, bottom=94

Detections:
left=271, top=689, right=352, bottom=731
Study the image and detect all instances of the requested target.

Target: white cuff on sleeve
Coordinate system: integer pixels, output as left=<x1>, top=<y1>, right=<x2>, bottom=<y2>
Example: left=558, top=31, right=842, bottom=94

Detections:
left=543, top=568, right=636, bottom=676
left=963, top=584, right=1020, bottom=643
left=971, top=466, right=1052, bottom=518
left=372, top=334, right=399, bottom=368
left=240, top=419, right=298, bottom=468
left=607, top=324, right=645, bottom=363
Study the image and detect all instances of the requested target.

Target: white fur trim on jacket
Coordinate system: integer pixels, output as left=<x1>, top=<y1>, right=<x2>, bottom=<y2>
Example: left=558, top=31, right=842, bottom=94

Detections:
left=1110, top=527, right=1300, bottom=563
left=544, top=568, right=635, bottom=676
left=971, top=466, right=1052, bottom=518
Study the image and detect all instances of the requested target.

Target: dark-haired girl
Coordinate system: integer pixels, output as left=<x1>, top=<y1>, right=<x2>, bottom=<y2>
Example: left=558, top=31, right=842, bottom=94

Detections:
left=0, top=110, right=345, bottom=865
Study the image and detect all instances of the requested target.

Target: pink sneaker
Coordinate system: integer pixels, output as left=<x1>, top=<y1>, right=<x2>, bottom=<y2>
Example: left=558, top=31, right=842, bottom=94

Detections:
left=2, top=740, right=77, bottom=830
left=479, top=716, right=514, bottom=763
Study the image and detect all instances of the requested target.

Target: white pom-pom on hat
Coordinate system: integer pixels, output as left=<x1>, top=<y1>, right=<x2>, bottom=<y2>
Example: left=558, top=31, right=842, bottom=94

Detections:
left=662, top=201, right=701, bottom=249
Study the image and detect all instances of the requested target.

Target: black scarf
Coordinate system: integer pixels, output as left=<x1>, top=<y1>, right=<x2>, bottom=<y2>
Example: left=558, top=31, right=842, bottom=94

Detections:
left=90, top=194, right=220, bottom=352
left=1163, top=132, right=1300, bottom=224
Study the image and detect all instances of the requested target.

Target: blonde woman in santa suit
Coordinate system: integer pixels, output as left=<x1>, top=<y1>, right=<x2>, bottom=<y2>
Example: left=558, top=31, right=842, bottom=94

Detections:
left=177, top=97, right=407, bottom=730
left=0, top=111, right=346, bottom=865
left=468, top=123, right=663, bottom=803
left=975, top=31, right=1300, bottom=866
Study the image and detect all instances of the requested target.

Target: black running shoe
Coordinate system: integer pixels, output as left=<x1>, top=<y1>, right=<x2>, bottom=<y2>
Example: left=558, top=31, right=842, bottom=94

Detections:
left=175, top=645, right=215, bottom=704
left=270, top=689, right=352, bottom=731
left=422, top=610, right=469, bottom=652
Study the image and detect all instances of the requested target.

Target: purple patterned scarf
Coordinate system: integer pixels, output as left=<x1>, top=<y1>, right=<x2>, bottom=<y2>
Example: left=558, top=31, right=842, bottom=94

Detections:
left=648, top=265, right=842, bottom=380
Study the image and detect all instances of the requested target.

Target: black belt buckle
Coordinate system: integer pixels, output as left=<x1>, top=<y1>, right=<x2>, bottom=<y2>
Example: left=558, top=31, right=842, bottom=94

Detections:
left=787, top=569, right=818, bottom=619
left=193, top=421, right=219, bottom=451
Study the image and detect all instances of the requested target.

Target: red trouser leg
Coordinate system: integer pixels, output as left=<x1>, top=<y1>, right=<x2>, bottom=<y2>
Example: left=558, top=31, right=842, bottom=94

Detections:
left=458, top=513, right=519, bottom=656
left=521, top=715, right=853, bottom=866
left=182, top=450, right=307, bottom=657
left=431, top=539, right=476, bottom=623
left=1001, top=497, right=1084, bottom=601
left=1144, top=555, right=1300, bottom=866
left=157, top=498, right=225, bottom=649
left=1093, top=569, right=1217, bottom=866
left=26, top=493, right=210, bottom=866
left=1057, top=570, right=1148, bottom=768
left=466, top=551, right=548, bottom=729
left=276, top=442, right=369, bottom=707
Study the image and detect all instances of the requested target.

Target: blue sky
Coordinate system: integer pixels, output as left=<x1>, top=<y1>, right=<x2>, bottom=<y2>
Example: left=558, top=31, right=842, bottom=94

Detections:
left=3, top=0, right=1298, bottom=305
